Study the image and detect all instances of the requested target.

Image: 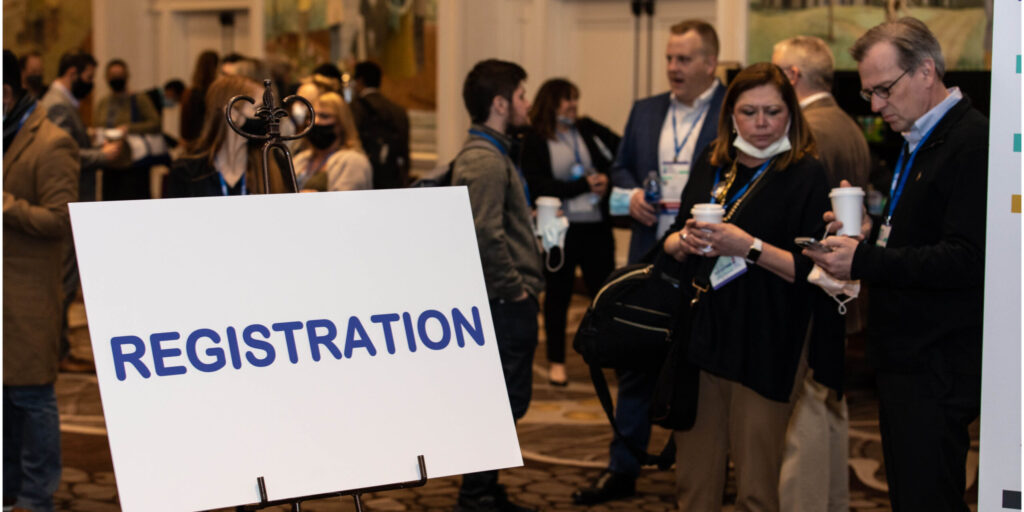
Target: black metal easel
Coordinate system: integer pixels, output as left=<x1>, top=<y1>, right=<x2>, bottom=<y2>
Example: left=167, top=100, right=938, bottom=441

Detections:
left=225, top=81, right=431, bottom=511
left=225, top=79, right=315, bottom=193
left=236, top=455, right=428, bottom=512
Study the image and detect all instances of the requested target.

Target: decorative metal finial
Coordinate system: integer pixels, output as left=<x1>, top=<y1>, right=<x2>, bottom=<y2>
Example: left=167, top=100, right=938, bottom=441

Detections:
left=226, top=79, right=315, bottom=193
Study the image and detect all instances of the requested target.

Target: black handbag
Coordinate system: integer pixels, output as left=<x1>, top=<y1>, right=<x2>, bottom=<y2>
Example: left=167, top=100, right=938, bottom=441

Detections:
left=572, top=253, right=688, bottom=468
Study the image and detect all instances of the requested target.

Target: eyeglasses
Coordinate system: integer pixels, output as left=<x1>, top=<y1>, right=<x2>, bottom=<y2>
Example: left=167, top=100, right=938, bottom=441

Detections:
left=859, top=68, right=910, bottom=102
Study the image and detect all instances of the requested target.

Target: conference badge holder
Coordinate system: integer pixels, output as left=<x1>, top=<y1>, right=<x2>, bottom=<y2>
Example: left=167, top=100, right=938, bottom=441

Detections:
left=227, top=79, right=431, bottom=512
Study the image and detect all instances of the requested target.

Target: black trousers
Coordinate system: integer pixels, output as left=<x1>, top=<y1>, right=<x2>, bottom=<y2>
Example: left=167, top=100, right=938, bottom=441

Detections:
left=459, top=296, right=539, bottom=502
left=876, top=368, right=980, bottom=512
left=543, top=221, right=614, bottom=364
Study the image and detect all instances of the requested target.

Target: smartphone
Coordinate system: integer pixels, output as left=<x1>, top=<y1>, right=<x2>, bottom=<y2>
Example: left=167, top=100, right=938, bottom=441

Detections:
left=795, top=237, right=832, bottom=252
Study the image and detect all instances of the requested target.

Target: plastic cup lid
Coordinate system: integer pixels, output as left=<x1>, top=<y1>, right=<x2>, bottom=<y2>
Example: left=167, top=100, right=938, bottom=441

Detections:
left=829, top=187, right=865, bottom=198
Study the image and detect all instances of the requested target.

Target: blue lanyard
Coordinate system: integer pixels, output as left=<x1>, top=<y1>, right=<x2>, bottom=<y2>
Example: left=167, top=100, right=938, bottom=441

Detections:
left=558, top=128, right=582, bottom=164
left=885, top=120, right=942, bottom=225
left=709, top=159, right=773, bottom=210
left=218, top=172, right=247, bottom=196
left=468, top=129, right=508, bottom=155
left=468, top=129, right=531, bottom=206
left=670, top=101, right=708, bottom=162
left=16, top=103, right=36, bottom=132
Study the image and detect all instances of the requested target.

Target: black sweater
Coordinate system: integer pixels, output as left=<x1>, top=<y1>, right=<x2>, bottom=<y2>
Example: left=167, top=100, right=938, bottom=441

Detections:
left=851, top=98, right=988, bottom=375
left=669, top=150, right=831, bottom=402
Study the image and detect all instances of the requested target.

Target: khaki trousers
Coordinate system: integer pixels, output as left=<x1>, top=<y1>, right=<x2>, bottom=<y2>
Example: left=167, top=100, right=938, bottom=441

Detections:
left=674, top=371, right=795, bottom=512
left=779, top=372, right=850, bottom=512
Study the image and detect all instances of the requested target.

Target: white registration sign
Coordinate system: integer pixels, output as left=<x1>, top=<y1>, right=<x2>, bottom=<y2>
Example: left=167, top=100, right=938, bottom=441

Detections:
left=70, top=188, right=522, bottom=511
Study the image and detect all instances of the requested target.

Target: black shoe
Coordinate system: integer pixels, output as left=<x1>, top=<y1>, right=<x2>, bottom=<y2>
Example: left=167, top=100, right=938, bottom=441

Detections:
left=571, top=470, right=636, bottom=505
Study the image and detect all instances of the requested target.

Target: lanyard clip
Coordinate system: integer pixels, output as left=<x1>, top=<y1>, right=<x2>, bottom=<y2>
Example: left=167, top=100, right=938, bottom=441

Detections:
left=690, top=279, right=709, bottom=307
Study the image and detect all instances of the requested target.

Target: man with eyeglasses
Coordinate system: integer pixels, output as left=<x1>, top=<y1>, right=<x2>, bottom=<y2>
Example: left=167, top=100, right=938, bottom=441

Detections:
left=804, top=17, right=987, bottom=512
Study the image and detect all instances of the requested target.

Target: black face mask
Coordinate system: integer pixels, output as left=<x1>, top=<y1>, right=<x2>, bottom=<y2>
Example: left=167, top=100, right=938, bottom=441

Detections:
left=71, top=79, right=93, bottom=100
left=241, top=117, right=268, bottom=149
left=241, top=116, right=267, bottom=136
left=108, top=78, right=127, bottom=93
left=308, top=124, right=338, bottom=150
left=24, top=75, right=43, bottom=91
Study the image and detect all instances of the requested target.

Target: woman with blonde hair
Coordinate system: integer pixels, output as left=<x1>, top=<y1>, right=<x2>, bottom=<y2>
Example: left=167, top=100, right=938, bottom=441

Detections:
left=292, top=92, right=372, bottom=191
left=166, top=74, right=289, bottom=197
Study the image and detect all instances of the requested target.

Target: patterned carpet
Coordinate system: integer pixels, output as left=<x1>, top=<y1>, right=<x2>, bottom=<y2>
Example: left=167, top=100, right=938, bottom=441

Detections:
left=54, top=278, right=980, bottom=511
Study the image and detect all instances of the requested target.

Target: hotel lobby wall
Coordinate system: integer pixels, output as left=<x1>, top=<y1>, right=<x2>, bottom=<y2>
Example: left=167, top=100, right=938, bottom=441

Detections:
left=90, top=0, right=264, bottom=110
left=88, top=0, right=746, bottom=159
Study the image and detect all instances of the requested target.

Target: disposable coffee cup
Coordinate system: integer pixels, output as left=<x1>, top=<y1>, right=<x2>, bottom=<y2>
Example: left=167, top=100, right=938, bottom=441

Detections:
left=690, top=203, right=724, bottom=253
left=535, top=196, right=561, bottom=233
left=691, top=203, right=725, bottom=224
left=829, top=187, right=865, bottom=237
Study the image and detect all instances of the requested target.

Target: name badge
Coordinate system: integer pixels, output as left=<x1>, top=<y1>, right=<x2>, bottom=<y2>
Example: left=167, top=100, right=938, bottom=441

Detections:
left=570, top=163, right=585, bottom=179
left=876, top=223, right=892, bottom=248
left=710, top=256, right=747, bottom=290
left=660, top=161, right=690, bottom=204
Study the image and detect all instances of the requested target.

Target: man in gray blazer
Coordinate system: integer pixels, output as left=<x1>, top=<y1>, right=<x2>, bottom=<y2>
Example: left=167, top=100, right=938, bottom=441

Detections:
left=38, top=52, right=119, bottom=204
left=772, top=35, right=871, bottom=512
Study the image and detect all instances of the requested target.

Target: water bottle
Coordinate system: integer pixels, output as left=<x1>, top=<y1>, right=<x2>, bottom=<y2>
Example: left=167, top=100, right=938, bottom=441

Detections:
left=643, top=171, right=661, bottom=204
left=584, top=167, right=601, bottom=204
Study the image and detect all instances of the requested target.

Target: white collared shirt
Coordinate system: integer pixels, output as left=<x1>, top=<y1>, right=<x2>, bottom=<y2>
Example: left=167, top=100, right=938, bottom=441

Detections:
left=52, top=80, right=80, bottom=109
left=799, top=91, right=832, bottom=109
left=657, top=80, right=719, bottom=168
left=904, top=87, right=962, bottom=152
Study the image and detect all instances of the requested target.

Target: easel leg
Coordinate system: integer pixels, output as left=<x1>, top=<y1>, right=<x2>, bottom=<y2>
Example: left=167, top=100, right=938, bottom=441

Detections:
left=352, top=493, right=364, bottom=512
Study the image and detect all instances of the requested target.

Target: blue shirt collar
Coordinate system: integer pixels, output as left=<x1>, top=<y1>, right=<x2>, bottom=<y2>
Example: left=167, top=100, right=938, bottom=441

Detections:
left=904, top=87, right=961, bottom=152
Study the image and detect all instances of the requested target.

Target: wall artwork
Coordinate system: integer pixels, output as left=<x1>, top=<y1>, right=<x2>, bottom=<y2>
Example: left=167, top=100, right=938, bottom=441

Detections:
left=748, top=0, right=992, bottom=70
left=2, top=0, right=93, bottom=83
left=265, top=0, right=437, bottom=110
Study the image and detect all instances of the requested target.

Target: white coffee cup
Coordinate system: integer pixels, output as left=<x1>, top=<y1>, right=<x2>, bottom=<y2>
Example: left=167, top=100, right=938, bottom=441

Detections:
left=691, top=203, right=725, bottom=224
left=829, top=187, right=865, bottom=237
left=535, top=196, right=562, bottom=233
left=690, top=203, right=724, bottom=253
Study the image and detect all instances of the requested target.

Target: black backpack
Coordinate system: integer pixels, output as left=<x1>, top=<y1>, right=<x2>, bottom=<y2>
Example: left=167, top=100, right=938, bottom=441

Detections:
left=356, top=97, right=406, bottom=189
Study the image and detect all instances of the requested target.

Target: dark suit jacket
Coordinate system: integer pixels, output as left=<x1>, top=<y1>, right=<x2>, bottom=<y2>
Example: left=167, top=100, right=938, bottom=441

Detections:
left=39, top=84, right=104, bottom=201
left=609, top=83, right=726, bottom=263
left=803, top=95, right=871, bottom=188
left=851, top=97, right=988, bottom=375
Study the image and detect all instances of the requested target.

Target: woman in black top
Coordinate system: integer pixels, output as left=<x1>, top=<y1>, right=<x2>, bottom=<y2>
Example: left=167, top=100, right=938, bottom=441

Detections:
left=167, top=75, right=288, bottom=198
left=660, top=63, right=830, bottom=510
left=520, top=78, right=621, bottom=386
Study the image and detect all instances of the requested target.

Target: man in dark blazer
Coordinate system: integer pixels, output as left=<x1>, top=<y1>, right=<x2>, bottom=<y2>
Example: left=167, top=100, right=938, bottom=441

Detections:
left=350, top=60, right=411, bottom=189
left=574, top=19, right=726, bottom=505
left=807, top=18, right=987, bottom=512
left=772, top=35, right=871, bottom=512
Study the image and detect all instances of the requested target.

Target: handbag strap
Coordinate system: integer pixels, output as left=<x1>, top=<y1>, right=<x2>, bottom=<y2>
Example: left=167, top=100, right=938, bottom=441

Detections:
left=588, top=363, right=675, bottom=470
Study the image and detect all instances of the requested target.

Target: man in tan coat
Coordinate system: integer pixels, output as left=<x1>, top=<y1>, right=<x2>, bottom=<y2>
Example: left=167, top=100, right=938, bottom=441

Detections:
left=2, top=49, right=80, bottom=512
left=772, top=36, right=872, bottom=512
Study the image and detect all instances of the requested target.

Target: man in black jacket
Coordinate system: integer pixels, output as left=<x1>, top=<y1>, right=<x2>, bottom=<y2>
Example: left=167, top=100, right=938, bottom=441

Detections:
left=350, top=61, right=411, bottom=189
left=807, top=17, right=988, bottom=512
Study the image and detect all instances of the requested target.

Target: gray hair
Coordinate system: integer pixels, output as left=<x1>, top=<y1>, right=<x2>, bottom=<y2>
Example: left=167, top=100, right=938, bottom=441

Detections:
left=850, top=17, right=946, bottom=79
left=773, top=36, right=835, bottom=91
